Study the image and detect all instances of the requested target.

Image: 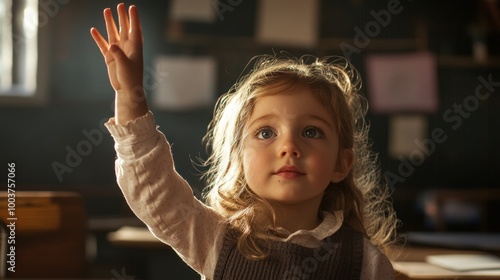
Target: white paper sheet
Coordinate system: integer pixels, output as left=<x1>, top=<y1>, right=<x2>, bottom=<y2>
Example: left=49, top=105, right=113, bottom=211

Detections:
left=256, top=0, right=319, bottom=48
left=426, top=254, right=500, bottom=272
left=153, top=56, right=217, bottom=110
left=393, top=261, right=500, bottom=278
left=170, top=0, right=215, bottom=22
left=389, top=115, right=428, bottom=158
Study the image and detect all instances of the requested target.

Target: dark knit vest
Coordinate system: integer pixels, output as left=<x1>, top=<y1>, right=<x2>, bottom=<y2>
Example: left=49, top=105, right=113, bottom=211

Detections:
left=213, top=224, right=364, bottom=280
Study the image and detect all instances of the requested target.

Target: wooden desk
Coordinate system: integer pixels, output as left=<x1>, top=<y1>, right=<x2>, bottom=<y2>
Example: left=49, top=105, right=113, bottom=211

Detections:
left=389, top=245, right=500, bottom=279
left=0, top=191, right=86, bottom=278
left=107, top=226, right=200, bottom=280
left=108, top=226, right=168, bottom=248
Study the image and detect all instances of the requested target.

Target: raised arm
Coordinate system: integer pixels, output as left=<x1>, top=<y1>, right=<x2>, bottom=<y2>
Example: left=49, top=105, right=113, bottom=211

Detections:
left=91, top=5, right=225, bottom=277
left=90, top=3, right=148, bottom=125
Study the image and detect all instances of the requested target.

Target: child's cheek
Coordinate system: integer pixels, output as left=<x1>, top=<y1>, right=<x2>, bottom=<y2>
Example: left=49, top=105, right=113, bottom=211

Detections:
left=241, top=137, right=269, bottom=163
left=242, top=145, right=260, bottom=181
left=305, top=151, right=338, bottom=182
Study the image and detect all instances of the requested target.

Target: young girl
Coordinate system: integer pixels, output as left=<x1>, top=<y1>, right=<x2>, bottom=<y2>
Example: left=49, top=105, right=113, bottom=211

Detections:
left=91, top=4, right=398, bottom=279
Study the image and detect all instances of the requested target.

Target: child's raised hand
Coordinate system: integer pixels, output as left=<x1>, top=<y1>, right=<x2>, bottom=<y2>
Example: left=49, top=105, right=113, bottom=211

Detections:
left=90, top=3, right=148, bottom=124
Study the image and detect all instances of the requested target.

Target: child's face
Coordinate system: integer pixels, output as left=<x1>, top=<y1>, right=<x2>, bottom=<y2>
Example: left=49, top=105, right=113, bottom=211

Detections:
left=241, top=84, right=352, bottom=206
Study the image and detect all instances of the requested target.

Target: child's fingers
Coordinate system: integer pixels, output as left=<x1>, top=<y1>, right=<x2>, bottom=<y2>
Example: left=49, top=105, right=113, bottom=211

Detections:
left=109, top=44, right=130, bottom=76
left=90, top=27, right=109, bottom=56
left=117, top=3, right=130, bottom=41
left=104, top=8, right=119, bottom=44
left=129, top=5, right=142, bottom=43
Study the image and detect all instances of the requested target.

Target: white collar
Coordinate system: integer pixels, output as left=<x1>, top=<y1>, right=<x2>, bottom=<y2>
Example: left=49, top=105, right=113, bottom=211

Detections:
left=274, top=211, right=344, bottom=247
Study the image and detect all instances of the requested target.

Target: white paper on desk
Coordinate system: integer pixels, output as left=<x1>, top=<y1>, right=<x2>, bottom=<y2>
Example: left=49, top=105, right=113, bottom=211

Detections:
left=256, top=0, right=319, bottom=48
left=388, top=115, right=427, bottom=158
left=170, top=0, right=215, bottom=22
left=153, top=56, right=217, bottom=110
left=108, top=226, right=157, bottom=243
left=365, top=52, right=438, bottom=113
left=426, top=254, right=500, bottom=272
left=392, top=261, right=500, bottom=277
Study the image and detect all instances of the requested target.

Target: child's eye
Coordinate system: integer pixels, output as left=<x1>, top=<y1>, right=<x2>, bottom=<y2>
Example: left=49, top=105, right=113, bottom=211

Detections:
left=303, top=126, right=324, bottom=138
left=256, top=127, right=276, bottom=139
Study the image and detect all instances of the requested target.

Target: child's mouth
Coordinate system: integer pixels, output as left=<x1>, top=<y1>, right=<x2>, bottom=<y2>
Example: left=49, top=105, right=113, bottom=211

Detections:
left=275, top=165, right=305, bottom=179
left=276, top=171, right=304, bottom=179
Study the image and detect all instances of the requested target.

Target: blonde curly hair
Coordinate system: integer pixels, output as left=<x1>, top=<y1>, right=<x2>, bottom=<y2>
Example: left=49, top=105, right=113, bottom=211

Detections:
left=202, top=54, right=397, bottom=259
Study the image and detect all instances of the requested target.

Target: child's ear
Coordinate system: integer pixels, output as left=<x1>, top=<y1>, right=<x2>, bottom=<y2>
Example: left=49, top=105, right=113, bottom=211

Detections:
left=331, top=149, right=354, bottom=183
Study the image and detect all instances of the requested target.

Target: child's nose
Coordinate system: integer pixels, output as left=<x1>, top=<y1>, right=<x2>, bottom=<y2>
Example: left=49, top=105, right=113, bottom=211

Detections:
left=278, top=135, right=301, bottom=158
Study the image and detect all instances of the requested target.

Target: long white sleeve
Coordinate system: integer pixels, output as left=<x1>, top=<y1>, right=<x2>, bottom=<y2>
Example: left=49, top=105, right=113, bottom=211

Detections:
left=105, top=111, right=226, bottom=277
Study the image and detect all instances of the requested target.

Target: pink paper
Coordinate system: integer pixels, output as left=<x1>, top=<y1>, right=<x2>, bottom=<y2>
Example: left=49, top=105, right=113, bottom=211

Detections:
left=365, top=52, right=438, bottom=113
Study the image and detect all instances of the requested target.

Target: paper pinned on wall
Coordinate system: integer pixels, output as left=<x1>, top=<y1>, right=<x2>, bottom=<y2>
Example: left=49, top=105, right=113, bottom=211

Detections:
left=153, top=56, right=217, bottom=110
left=169, top=0, right=215, bottom=22
left=366, top=52, right=438, bottom=113
left=389, top=115, right=428, bottom=159
left=256, top=0, right=319, bottom=48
